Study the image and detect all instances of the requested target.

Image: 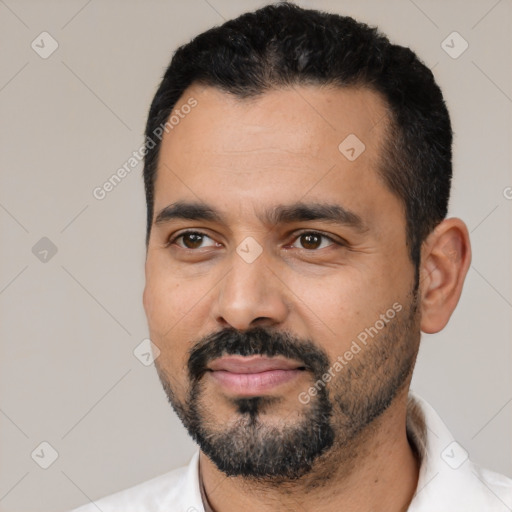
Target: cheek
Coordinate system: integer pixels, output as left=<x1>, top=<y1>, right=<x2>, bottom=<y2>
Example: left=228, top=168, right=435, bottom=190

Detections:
left=283, top=272, right=364, bottom=360
left=290, top=264, right=373, bottom=317
left=286, top=267, right=403, bottom=358
left=144, top=275, right=195, bottom=395
left=144, top=252, right=196, bottom=329
left=144, top=277, right=196, bottom=337
left=143, top=257, right=216, bottom=373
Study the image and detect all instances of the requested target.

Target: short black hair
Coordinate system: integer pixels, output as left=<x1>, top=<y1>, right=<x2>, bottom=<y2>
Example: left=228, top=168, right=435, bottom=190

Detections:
left=143, top=2, right=452, bottom=271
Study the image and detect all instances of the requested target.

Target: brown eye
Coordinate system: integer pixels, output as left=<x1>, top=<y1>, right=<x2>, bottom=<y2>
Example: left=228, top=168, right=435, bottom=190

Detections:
left=172, top=232, right=217, bottom=249
left=182, top=233, right=204, bottom=248
left=290, top=232, right=336, bottom=250
left=300, top=233, right=321, bottom=249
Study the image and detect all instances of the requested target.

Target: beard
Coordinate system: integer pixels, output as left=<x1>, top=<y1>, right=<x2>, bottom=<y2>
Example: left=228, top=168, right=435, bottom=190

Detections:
left=155, top=289, right=420, bottom=482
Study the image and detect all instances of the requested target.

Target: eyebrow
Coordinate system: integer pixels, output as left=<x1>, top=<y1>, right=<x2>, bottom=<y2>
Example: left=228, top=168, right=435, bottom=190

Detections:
left=154, top=200, right=367, bottom=233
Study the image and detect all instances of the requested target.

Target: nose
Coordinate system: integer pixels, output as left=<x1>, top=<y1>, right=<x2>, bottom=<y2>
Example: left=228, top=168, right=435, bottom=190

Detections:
left=211, top=247, right=289, bottom=331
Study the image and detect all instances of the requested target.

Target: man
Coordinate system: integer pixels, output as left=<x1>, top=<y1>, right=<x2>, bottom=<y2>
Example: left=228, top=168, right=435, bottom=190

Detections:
left=72, top=2, right=512, bottom=511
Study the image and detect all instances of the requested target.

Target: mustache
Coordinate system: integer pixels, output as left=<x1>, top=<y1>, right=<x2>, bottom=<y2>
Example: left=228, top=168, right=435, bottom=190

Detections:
left=187, top=326, right=330, bottom=381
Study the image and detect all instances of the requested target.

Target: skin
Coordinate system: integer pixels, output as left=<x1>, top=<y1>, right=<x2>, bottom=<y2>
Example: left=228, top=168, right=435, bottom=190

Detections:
left=143, top=84, right=471, bottom=511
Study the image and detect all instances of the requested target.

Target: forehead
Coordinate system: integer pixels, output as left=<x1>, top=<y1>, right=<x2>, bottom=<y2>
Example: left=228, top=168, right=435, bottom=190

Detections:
left=159, top=84, right=388, bottom=161
left=153, top=84, right=398, bottom=226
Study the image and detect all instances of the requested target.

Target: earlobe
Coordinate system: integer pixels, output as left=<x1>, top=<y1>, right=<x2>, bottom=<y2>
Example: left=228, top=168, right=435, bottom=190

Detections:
left=419, top=218, right=472, bottom=334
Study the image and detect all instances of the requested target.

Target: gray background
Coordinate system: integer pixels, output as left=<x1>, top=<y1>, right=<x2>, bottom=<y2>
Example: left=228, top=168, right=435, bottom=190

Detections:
left=0, top=0, right=511, bottom=510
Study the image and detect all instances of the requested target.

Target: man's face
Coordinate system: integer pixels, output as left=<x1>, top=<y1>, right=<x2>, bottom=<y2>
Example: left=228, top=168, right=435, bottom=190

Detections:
left=143, top=85, right=421, bottom=480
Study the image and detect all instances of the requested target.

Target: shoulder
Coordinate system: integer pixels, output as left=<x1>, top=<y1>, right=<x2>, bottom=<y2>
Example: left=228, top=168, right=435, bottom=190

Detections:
left=473, top=463, right=512, bottom=502
left=408, top=392, right=512, bottom=511
left=68, top=452, right=203, bottom=512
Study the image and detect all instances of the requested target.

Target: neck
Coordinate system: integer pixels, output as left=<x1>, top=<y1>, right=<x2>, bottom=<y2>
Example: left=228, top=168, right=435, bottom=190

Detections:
left=199, top=388, right=420, bottom=512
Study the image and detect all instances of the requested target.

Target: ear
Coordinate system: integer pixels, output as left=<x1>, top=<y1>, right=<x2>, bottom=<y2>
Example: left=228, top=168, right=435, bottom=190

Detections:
left=419, top=218, right=472, bottom=334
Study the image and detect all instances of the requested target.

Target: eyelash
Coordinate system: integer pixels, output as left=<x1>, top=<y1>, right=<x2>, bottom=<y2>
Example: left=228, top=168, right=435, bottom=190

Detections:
left=166, top=230, right=342, bottom=251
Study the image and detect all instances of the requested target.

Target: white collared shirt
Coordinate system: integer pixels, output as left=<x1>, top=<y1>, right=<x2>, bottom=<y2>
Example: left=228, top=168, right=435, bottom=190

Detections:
left=70, top=393, right=512, bottom=511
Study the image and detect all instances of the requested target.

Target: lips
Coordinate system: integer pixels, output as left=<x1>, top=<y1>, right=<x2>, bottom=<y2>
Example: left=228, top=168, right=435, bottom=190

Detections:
left=207, top=355, right=306, bottom=396
left=209, top=355, right=304, bottom=373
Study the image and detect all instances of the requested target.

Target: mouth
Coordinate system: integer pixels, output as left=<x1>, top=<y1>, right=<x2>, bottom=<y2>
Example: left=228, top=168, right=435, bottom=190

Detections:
left=207, top=355, right=306, bottom=396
